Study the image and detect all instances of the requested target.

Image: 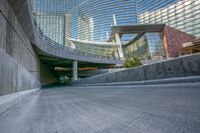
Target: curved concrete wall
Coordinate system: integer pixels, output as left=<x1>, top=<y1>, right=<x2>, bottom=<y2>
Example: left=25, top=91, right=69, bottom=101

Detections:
left=0, top=0, right=40, bottom=96
left=74, top=53, right=200, bottom=84
left=7, top=0, right=123, bottom=65
left=0, top=0, right=40, bottom=79
left=34, top=30, right=123, bottom=64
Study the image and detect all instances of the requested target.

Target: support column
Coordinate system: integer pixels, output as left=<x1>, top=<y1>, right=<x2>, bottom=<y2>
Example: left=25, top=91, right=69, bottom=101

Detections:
left=113, top=14, right=124, bottom=60
left=163, top=32, right=169, bottom=59
left=115, top=33, right=124, bottom=60
left=73, top=61, right=78, bottom=81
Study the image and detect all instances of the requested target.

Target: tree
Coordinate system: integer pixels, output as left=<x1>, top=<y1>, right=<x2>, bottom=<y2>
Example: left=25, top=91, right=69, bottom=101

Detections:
left=123, top=57, right=142, bottom=68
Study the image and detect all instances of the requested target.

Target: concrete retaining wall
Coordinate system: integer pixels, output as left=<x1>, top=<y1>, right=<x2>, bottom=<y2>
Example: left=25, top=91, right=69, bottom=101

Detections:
left=74, top=53, right=200, bottom=84
left=0, top=49, right=40, bottom=96
left=0, top=0, right=41, bottom=95
left=0, top=0, right=40, bottom=79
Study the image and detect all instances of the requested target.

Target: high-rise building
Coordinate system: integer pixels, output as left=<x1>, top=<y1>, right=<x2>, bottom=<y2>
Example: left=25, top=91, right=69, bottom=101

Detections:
left=36, top=14, right=64, bottom=44
left=64, top=12, right=72, bottom=39
left=33, top=0, right=200, bottom=43
left=78, top=15, right=94, bottom=40
left=138, top=0, right=200, bottom=37
left=137, top=0, right=178, bottom=14
left=33, top=0, right=80, bottom=44
left=69, top=0, right=138, bottom=41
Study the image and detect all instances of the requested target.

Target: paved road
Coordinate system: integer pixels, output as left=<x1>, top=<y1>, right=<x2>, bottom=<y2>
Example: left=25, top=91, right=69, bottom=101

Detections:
left=0, top=83, right=200, bottom=133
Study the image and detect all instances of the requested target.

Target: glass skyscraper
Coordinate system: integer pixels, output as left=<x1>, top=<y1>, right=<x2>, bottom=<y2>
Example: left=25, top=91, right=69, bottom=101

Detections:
left=33, top=0, right=138, bottom=43
left=69, top=0, right=137, bottom=41
left=33, top=0, right=80, bottom=44
left=33, top=0, right=198, bottom=44
left=137, top=0, right=178, bottom=14
left=33, top=0, right=199, bottom=60
left=138, top=0, right=200, bottom=37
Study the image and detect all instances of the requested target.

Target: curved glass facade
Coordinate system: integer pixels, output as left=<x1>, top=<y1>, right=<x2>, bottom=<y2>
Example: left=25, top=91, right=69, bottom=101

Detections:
left=66, top=39, right=119, bottom=58
left=33, top=0, right=80, bottom=44
left=33, top=0, right=137, bottom=42
left=124, top=32, right=165, bottom=61
left=69, top=0, right=137, bottom=41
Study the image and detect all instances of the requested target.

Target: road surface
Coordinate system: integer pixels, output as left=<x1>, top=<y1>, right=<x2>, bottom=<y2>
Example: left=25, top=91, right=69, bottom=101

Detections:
left=0, top=83, right=200, bottom=133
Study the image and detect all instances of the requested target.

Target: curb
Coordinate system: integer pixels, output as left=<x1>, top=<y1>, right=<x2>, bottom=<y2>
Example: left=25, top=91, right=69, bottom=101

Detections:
left=0, top=88, right=40, bottom=116
left=72, top=76, right=200, bottom=86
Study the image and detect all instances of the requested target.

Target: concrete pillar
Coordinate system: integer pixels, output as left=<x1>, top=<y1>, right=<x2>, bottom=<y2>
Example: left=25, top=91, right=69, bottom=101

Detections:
left=115, top=33, right=124, bottom=60
left=163, top=32, right=169, bottom=59
left=113, top=14, right=124, bottom=60
left=73, top=61, right=78, bottom=81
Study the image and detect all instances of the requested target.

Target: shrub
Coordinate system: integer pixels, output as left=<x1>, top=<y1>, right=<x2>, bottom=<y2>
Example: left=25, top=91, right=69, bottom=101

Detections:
left=123, top=57, right=142, bottom=68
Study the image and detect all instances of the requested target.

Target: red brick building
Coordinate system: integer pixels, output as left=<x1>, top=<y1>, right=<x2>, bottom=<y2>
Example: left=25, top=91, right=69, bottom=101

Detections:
left=163, top=26, right=196, bottom=58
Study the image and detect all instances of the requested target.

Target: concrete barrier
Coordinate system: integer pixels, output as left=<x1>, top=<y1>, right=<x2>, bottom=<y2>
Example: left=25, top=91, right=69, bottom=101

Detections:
left=73, top=53, right=200, bottom=84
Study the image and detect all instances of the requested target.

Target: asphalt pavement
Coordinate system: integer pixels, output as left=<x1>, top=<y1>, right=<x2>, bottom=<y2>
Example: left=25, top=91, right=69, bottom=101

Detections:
left=0, top=83, right=200, bottom=133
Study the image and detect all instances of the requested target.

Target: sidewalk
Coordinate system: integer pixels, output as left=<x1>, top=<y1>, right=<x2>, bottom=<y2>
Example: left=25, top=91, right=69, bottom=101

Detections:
left=0, top=89, right=40, bottom=116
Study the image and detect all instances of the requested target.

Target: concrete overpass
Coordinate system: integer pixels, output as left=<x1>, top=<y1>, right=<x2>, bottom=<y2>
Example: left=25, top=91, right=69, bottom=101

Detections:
left=7, top=0, right=122, bottom=64
left=0, top=0, right=124, bottom=96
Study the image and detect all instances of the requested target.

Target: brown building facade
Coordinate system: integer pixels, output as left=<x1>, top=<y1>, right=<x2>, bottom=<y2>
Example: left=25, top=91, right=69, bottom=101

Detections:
left=163, top=26, right=196, bottom=58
